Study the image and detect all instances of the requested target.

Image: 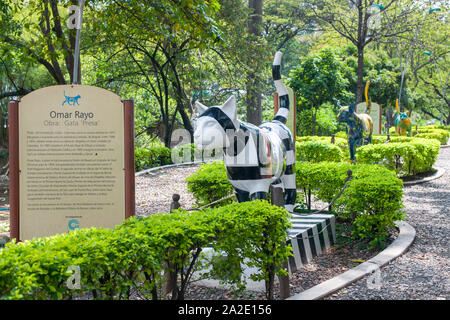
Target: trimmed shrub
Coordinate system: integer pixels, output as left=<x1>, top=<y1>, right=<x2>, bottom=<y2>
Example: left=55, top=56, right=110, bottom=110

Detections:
left=419, top=124, right=450, bottom=132
left=185, top=161, right=234, bottom=208
left=357, top=138, right=440, bottom=176
left=135, top=146, right=172, bottom=171
left=295, top=162, right=404, bottom=248
left=296, top=135, right=347, bottom=147
left=338, top=165, right=405, bottom=248
left=335, top=131, right=347, bottom=139
left=0, top=201, right=292, bottom=300
left=414, top=129, right=449, bottom=145
left=295, top=141, right=343, bottom=163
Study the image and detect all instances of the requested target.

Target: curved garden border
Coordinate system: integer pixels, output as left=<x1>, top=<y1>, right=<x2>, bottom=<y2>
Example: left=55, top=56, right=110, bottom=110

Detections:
left=402, top=167, right=446, bottom=186
left=287, top=220, right=416, bottom=300
left=135, top=161, right=205, bottom=176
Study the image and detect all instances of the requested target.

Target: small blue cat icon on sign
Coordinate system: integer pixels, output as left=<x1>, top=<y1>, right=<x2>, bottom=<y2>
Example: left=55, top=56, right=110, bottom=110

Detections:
left=62, top=91, right=81, bottom=106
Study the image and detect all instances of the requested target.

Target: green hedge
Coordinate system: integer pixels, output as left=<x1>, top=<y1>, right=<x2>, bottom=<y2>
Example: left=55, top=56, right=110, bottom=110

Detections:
left=296, top=162, right=404, bottom=247
left=389, top=125, right=449, bottom=145
left=357, top=138, right=440, bottom=176
left=0, top=201, right=291, bottom=300
left=419, top=124, right=450, bottom=132
left=135, top=146, right=172, bottom=171
left=185, top=161, right=235, bottom=208
left=295, top=141, right=343, bottom=163
left=414, top=129, right=449, bottom=145
left=185, top=160, right=404, bottom=248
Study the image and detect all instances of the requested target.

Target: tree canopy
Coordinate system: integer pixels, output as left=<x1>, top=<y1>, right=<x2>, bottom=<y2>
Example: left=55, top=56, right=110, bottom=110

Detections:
left=0, top=0, right=448, bottom=147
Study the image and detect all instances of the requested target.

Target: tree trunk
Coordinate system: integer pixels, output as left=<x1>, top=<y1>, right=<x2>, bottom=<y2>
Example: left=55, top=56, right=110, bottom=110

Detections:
left=178, top=106, right=194, bottom=143
left=356, top=45, right=365, bottom=104
left=246, top=80, right=262, bottom=125
left=246, top=0, right=263, bottom=126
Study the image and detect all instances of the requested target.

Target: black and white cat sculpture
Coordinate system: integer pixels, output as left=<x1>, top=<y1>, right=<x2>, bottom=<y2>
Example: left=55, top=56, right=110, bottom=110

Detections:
left=193, top=51, right=296, bottom=212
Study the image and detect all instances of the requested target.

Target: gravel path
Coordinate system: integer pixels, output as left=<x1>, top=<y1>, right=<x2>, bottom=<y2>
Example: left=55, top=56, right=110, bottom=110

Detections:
left=135, top=163, right=396, bottom=300
left=325, top=147, right=450, bottom=300
left=135, top=165, right=199, bottom=216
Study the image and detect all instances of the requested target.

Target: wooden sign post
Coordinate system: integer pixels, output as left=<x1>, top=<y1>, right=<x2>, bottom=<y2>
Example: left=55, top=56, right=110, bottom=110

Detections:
left=8, top=85, right=135, bottom=241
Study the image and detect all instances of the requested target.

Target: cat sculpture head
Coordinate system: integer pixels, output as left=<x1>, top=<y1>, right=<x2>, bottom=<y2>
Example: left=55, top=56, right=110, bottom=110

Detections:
left=193, top=95, right=240, bottom=150
left=337, top=103, right=357, bottom=123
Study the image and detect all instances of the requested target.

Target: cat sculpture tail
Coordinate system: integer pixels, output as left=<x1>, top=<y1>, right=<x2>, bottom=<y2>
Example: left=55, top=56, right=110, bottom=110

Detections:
left=272, top=51, right=290, bottom=124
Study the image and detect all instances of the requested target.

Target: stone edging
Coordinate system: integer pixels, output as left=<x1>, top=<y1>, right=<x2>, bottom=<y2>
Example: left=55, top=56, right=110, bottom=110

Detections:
left=135, top=161, right=205, bottom=176
left=402, top=167, right=445, bottom=186
left=440, top=145, right=450, bottom=149
left=286, top=220, right=416, bottom=300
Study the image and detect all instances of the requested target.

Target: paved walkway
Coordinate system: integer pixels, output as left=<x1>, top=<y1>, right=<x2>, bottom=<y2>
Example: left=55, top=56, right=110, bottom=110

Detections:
left=326, top=147, right=449, bottom=300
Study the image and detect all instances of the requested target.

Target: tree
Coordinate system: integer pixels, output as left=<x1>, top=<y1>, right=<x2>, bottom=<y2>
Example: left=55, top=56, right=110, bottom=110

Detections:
left=263, top=0, right=317, bottom=50
left=306, top=0, right=417, bottom=103
left=89, top=0, right=222, bottom=146
left=288, top=48, right=349, bottom=135
left=245, top=0, right=265, bottom=125
left=0, top=0, right=80, bottom=84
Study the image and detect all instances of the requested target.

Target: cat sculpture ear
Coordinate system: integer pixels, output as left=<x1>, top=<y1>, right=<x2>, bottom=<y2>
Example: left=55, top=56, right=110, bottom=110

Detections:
left=195, top=100, right=208, bottom=115
left=220, top=95, right=237, bottom=122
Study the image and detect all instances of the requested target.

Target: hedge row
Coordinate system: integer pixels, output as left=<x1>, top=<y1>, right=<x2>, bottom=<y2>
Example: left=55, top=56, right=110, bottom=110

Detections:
left=135, top=146, right=172, bottom=172
left=294, top=134, right=441, bottom=177
left=135, top=143, right=221, bottom=172
left=388, top=125, right=450, bottom=145
left=295, top=162, right=405, bottom=247
left=414, top=130, right=449, bottom=145
left=186, top=161, right=404, bottom=248
left=0, top=201, right=291, bottom=300
left=296, top=136, right=349, bottom=160
left=185, top=161, right=235, bottom=208
left=295, top=140, right=343, bottom=163
left=357, top=138, right=440, bottom=176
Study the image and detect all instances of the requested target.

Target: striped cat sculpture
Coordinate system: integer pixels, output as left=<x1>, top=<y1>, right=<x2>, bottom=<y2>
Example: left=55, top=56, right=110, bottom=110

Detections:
left=394, top=99, right=412, bottom=136
left=193, top=51, right=296, bottom=212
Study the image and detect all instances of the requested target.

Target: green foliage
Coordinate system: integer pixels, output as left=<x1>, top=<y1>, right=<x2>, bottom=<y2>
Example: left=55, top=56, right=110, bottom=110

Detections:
left=289, top=48, right=349, bottom=110
left=357, top=138, right=441, bottom=176
left=288, top=48, right=350, bottom=135
left=335, top=131, right=347, bottom=139
left=414, top=128, right=449, bottom=145
left=295, top=140, right=343, bottom=163
left=185, top=161, right=234, bottom=207
left=135, top=146, right=172, bottom=172
left=295, top=162, right=404, bottom=248
left=295, top=105, right=339, bottom=136
left=296, top=135, right=347, bottom=146
left=420, top=125, right=450, bottom=132
left=205, top=201, right=292, bottom=299
left=339, top=165, right=405, bottom=248
left=0, top=201, right=291, bottom=300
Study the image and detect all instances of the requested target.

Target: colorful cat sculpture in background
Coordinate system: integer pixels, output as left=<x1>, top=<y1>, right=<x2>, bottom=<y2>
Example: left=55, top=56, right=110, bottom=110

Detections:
left=394, top=99, right=412, bottom=136
left=337, top=81, right=373, bottom=164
